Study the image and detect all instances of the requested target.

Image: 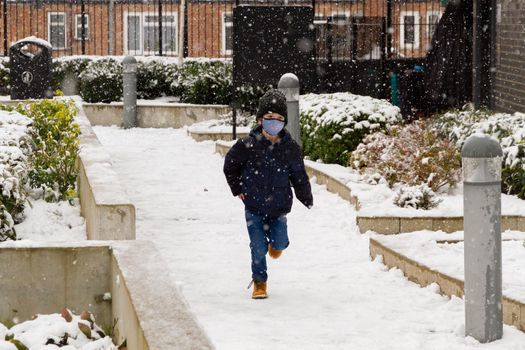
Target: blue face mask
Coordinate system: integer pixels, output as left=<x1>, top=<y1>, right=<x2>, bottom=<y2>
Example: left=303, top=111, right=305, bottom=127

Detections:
left=262, top=119, right=285, bottom=136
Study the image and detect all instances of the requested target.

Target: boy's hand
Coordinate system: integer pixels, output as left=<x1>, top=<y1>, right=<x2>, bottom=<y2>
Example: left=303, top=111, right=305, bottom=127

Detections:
left=238, top=194, right=245, bottom=201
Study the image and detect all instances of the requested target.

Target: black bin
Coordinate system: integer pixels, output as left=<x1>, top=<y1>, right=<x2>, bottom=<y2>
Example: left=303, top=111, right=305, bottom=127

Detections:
left=10, top=38, right=53, bottom=100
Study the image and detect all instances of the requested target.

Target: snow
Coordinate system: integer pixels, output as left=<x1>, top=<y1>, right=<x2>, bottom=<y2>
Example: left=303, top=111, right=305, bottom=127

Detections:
left=374, top=230, right=525, bottom=301
left=92, top=125, right=525, bottom=349
left=13, top=198, right=86, bottom=242
left=188, top=119, right=251, bottom=134
left=0, top=312, right=116, bottom=349
left=13, top=36, right=53, bottom=50
left=305, top=160, right=525, bottom=218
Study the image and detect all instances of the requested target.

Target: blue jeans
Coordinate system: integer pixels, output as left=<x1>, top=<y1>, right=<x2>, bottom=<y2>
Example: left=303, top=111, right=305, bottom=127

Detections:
left=245, top=209, right=289, bottom=282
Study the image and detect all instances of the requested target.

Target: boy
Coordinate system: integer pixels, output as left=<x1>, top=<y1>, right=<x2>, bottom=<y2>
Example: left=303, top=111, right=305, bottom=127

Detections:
left=223, top=89, right=313, bottom=299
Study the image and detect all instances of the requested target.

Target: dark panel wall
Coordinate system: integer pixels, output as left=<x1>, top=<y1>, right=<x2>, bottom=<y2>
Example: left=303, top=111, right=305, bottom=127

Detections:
left=494, top=0, right=525, bottom=113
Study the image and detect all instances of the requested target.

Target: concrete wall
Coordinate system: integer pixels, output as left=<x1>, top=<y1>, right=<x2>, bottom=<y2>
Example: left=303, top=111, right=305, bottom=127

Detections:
left=83, top=103, right=231, bottom=128
left=76, top=104, right=136, bottom=240
left=0, top=242, right=215, bottom=350
left=0, top=244, right=113, bottom=328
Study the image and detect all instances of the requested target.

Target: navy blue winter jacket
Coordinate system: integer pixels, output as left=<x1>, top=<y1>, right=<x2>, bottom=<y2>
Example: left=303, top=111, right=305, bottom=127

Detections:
left=224, top=126, right=313, bottom=217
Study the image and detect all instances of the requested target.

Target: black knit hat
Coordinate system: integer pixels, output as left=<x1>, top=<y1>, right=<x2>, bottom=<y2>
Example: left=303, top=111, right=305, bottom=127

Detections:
left=256, top=89, right=288, bottom=125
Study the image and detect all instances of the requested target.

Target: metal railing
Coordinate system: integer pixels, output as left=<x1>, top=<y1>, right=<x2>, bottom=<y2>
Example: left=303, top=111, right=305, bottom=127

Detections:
left=0, top=0, right=446, bottom=59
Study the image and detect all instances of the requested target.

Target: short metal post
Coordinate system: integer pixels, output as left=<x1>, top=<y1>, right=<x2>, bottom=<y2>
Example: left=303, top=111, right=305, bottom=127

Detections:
left=278, top=73, right=301, bottom=146
left=123, top=56, right=137, bottom=129
left=462, top=134, right=503, bottom=343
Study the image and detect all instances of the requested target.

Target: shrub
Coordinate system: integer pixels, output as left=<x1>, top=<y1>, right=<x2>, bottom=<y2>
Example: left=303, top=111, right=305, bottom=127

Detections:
left=79, top=59, right=123, bottom=103
left=393, top=184, right=442, bottom=210
left=174, top=61, right=233, bottom=104
left=17, top=98, right=80, bottom=202
left=0, top=110, right=32, bottom=241
left=137, top=61, right=178, bottom=99
left=52, top=57, right=90, bottom=93
left=0, top=57, right=10, bottom=96
left=432, top=105, right=525, bottom=199
left=235, top=84, right=272, bottom=114
left=300, top=93, right=402, bottom=165
left=350, top=121, right=461, bottom=192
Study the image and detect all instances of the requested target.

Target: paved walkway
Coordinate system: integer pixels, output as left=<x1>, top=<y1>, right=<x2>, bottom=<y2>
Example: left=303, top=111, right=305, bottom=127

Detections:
left=94, top=126, right=525, bottom=350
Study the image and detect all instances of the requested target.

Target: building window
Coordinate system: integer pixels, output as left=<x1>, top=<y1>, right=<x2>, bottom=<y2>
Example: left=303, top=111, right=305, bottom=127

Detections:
left=75, top=14, right=90, bottom=40
left=222, top=13, right=233, bottom=55
left=400, top=11, right=420, bottom=49
left=48, top=12, right=66, bottom=49
left=124, top=12, right=178, bottom=55
left=426, top=11, right=441, bottom=48
left=330, top=13, right=352, bottom=59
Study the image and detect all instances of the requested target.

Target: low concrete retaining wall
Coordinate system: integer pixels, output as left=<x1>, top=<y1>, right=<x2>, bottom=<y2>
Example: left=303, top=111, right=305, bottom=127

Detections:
left=0, top=242, right=214, bottom=350
left=189, top=130, right=249, bottom=142
left=84, top=103, right=230, bottom=128
left=76, top=105, right=136, bottom=240
left=369, top=238, right=525, bottom=332
left=216, top=141, right=525, bottom=235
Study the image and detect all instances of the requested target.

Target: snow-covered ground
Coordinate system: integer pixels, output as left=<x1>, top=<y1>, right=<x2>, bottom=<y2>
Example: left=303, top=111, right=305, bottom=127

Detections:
left=93, top=125, right=525, bottom=350
left=305, top=160, right=525, bottom=218
left=375, top=230, right=525, bottom=301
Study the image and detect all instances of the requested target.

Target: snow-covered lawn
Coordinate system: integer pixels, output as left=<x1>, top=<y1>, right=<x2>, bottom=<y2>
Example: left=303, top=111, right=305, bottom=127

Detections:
left=93, top=125, right=525, bottom=349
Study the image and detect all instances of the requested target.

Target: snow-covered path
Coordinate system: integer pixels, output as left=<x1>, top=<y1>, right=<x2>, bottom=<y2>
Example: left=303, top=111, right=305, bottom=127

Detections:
left=94, top=126, right=525, bottom=350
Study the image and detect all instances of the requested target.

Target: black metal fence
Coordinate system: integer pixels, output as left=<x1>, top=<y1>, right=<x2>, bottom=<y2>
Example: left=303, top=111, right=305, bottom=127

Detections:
left=0, top=0, right=447, bottom=59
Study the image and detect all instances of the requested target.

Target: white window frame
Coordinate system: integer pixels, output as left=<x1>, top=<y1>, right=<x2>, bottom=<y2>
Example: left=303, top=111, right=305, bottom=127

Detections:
left=221, top=12, right=233, bottom=56
left=426, top=10, right=441, bottom=43
left=400, top=11, right=420, bottom=49
left=124, top=11, right=178, bottom=55
left=48, top=12, right=66, bottom=50
left=330, top=11, right=350, bottom=24
left=75, top=14, right=90, bottom=40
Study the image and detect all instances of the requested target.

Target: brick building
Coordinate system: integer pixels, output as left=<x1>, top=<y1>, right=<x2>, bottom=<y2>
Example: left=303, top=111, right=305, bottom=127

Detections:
left=0, top=0, right=445, bottom=60
left=493, top=0, right=525, bottom=113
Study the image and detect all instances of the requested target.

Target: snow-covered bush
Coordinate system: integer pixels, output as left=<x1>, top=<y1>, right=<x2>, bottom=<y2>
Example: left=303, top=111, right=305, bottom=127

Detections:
left=17, top=98, right=80, bottom=202
left=0, top=110, right=32, bottom=241
left=137, top=60, right=178, bottom=99
left=432, top=105, right=525, bottom=199
left=52, top=57, right=90, bottom=93
left=79, top=59, right=123, bottom=103
left=350, top=121, right=461, bottom=192
left=173, top=61, right=232, bottom=105
left=300, top=93, right=402, bottom=165
left=235, top=84, right=272, bottom=114
left=0, top=57, right=10, bottom=95
left=1, top=308, right=117, bottom=349
left=393, top=184, right=442, bottom=210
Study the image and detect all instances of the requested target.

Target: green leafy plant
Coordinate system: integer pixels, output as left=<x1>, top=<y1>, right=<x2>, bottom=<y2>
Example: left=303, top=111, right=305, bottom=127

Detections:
left=17, top=98, right=80, bottom=202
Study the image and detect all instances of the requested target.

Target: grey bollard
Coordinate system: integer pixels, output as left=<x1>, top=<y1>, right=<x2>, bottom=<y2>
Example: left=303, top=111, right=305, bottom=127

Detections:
left=123, top=56, right=137, bottom=129
left=278, top=73, right=301, bottom=146
left=462, top=133, right=503, bottom=343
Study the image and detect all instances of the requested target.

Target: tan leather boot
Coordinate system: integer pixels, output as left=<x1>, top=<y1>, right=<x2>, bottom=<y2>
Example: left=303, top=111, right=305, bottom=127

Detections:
left=252, top=281, right=268, bottom=299
left=268, top=243, right=282, bottom=259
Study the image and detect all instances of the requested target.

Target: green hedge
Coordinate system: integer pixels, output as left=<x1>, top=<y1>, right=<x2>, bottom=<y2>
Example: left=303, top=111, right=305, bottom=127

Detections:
left=299, top=93, right=403, bottom=165
left=0, top=57, right=267, bottom=110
